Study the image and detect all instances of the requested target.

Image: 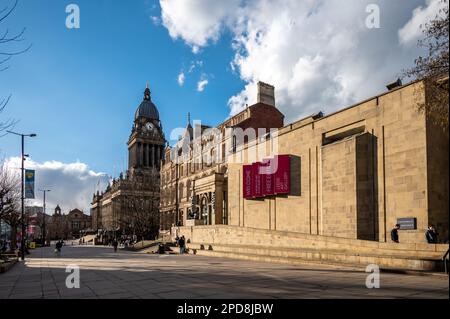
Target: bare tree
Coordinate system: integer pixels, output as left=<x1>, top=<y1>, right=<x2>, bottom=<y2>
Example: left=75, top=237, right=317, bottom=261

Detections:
left=0, top=0, right=31, bottom=136
left=402, top=0, right=449, bottom=131
left=118, top=171, right=160, bottom=241
left=0, top=160, right=20, bottom=251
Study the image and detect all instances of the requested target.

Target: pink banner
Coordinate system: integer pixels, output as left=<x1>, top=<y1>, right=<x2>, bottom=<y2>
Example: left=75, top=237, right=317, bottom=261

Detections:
left=274, top=155, right=290, bottom=194
left=243, top=155, right=291, bottom=199
left=243, top=164, right=253, bottom=199
left=252, top=162, right=263, bottom=198
left=261, top=159, right=274, bottom=196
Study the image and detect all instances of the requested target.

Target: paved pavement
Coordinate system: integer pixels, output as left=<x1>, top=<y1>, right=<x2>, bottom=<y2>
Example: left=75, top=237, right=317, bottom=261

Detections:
left=0, top=244, right=448, bottom=299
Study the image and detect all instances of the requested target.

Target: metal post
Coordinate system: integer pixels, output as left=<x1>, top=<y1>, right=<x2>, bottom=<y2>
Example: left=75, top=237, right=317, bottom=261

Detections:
left=6, top=131, right=37, bottom=261
left=43, top=191, right=46, bottom=246
left=21, top=134, right=25, bottom=261
left=175, top=163, right=179, bottom=226
left=39, top=189, right=50, bottom=247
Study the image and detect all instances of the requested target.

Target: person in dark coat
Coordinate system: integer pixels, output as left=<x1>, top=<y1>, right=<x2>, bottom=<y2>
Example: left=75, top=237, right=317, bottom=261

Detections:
left=55, top=240, right=62, bottom=256
left=425, top=225, right=438, bottom=244
left=391, top=224, right=400, bottom=243
left=178, top=236, right=186, bottom=254
left=112, top=239, right=118, bottom=252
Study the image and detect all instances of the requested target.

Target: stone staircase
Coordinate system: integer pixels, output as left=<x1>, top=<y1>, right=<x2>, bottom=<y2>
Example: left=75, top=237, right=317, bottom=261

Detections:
left=174, top=225, right=448, bottom=272
left=78, top=234, right=96, bottom=244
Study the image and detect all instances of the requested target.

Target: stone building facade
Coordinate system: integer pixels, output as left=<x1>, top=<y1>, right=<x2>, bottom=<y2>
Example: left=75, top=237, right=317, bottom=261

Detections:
left=47, top=205, right=92, bottom=240
left=225, top=79, right=448, bottom=244
left=90, top=85, right=165, bottom=240
left=160, top=82, right=285, bottom=231
left=165, top=79, right=448, bottom=244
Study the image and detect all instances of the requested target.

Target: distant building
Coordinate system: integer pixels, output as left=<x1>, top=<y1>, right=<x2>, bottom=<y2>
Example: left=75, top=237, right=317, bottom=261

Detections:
left=90, top=85, right=165, bottom=240
left=166, top=79, right=448, bottom=244
left=160, top=82, right=285, bottom=231
left=25, top=206, right=51, bottom=241
left=47, top=205, right=92, bottom=240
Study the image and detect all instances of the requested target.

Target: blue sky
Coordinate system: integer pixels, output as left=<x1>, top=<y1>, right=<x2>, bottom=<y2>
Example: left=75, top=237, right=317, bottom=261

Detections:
left=1, top=0, right=242, bottom=174
left=0, top=0, right=441, bottom=211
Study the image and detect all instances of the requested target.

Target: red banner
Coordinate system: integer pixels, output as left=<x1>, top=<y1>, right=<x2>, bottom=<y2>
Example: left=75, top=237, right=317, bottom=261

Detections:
left=243, top=155, right=291, bottom=199
left=252, top=162, right=263, bottom=198
left=274, top=155, right=290, bottom=194
left=243, top=164, right=253, bottom=199
left=261, top=159, right=274, bottom=196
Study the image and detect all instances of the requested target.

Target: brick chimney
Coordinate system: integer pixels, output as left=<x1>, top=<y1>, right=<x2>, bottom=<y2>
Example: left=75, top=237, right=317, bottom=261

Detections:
left=257, top=81, right=275, bottom=107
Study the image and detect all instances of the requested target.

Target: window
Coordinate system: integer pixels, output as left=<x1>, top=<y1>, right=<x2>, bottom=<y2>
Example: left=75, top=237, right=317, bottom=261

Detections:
left=72, top=221, right=81, bottom=229
left=222, top=143, right=225, bottom=163
left=322, top=121, right=366, bottom=145
left=232, top=135, right=237, bottom=153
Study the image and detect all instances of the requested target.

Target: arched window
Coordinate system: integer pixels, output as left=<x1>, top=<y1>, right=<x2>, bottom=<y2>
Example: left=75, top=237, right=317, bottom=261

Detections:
left=178, top=182, right=184, bottom=200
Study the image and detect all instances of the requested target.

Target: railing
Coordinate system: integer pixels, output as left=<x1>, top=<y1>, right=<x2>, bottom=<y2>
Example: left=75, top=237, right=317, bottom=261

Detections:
left=443, top=248, right=449, bottom=274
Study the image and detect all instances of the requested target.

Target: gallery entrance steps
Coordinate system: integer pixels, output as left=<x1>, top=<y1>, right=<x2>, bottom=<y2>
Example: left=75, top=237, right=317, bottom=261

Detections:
left=78, top=234, right=96, bottom=244
left=173, top=225, right=448, bottom=272
left=185, top=242, right=445, bottom=272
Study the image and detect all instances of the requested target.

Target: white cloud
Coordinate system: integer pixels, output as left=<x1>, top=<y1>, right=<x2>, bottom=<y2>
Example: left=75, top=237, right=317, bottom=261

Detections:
left=399, top=0, right=444, bottom=45
left=150, top=15, right=161, bottom=26
left=4, top=157, right=108, bottom=214
left=189, top=60, right=203, bottom=73
left=192, top=45, right=200, bottom=54
left=177, top=71, right=185, bottom=86
left=197, top=78, right=209, bottom=92
left=160, top=0, right=240, bottom=47
left=160, top=0, right=435, bottom=122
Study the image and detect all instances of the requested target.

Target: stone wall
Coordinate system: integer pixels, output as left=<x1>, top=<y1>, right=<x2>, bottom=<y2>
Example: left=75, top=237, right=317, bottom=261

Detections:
left=172, top=225, right=448, bottom=255
left=225, top=81, right=448, bottom=244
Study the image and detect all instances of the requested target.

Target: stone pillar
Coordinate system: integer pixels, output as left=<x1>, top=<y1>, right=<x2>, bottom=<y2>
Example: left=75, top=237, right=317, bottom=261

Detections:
left=140, top=143, right=144, bottom=167
left=151, top=144, right=155, bottom=167
left=136, top=143, right=140, bottom=167
left=156, top=145, right=160, bottom=169
left=142, top=143, right=146, bottom=167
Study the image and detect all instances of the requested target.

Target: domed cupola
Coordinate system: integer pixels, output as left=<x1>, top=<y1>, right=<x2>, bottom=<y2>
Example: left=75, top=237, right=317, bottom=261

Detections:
left=134, top=84, right=159, bottom=121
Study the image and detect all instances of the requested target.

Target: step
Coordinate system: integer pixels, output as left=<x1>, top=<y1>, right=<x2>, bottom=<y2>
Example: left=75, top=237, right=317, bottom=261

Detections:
left=186, top=243, right=444, bottom=271
left=176, top=225, right=448, bottom=256
left=186, top=241, right=443, bottom=259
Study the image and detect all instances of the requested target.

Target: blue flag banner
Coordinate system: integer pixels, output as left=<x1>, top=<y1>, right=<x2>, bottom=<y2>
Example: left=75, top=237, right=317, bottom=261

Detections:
left=25, top=169, right=35, bottom=199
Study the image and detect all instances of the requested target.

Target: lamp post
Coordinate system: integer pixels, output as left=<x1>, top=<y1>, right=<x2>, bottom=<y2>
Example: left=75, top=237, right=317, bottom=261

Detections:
left=39, top=189, right=50, bottom=247
left=7, top=131, right=37, bottom=261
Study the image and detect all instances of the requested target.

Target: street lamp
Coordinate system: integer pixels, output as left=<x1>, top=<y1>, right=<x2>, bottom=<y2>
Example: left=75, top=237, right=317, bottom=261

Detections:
left=7, top=131, right=37, bottom=261
left=39, top=189, right=50, bottom=247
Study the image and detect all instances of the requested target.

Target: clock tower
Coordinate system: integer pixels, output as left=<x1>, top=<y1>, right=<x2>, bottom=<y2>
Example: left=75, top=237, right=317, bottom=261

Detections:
left=128, top=84, right=166, bottom=172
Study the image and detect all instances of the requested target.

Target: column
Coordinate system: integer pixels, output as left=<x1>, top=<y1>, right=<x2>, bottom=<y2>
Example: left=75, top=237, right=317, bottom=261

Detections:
left=136, top=143, right=140, bottom=167
left=156, top=145, right=160, bottom=169
left=151, top=144, right=155, bottom=168
left=145, top=143, right=149, bottom=167
left=142, top=143, right=146, bottom=167
left=140, top=143, right=144, bottom=167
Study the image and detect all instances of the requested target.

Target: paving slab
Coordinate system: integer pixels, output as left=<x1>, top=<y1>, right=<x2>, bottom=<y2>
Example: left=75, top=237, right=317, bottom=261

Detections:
left=0, top=245, right=448, bottom=299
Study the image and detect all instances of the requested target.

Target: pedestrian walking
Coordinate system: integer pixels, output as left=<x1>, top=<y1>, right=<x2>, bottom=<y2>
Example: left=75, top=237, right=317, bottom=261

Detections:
left=425, top=225, right=439, bottom=244
left=55, top=240, right=62, bottom=257
left=178, top=236, right=186, bottom=254
left=391, top=224, right=400, bottom=243
left=113, top=239, right=118, bottom=252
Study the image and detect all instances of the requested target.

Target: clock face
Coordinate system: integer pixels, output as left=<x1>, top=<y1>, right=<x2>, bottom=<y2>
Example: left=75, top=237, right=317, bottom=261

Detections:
left=145, top=122, right=154, bottom=130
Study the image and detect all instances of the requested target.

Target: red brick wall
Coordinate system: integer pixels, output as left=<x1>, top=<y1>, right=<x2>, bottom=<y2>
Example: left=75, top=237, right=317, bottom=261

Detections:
left=236, top=103, right=284, bottom=143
